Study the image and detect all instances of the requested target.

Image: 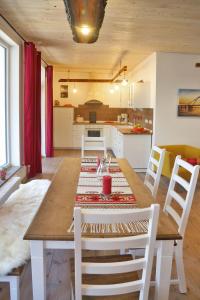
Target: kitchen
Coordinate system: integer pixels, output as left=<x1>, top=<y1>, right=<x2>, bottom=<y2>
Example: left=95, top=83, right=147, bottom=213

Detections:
left=53, top=79, right=153, bottom=171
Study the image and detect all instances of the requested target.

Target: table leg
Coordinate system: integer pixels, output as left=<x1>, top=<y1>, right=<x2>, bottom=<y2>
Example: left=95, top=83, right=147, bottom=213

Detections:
left=155, top=240, right=174, bottom=300
left=30, top=240, right=46, bottom=300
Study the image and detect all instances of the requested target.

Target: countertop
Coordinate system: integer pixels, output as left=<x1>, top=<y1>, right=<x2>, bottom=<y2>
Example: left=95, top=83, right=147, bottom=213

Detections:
left=118, top=127, right=152, bottom=135
left=73, top=121, right=152, bottom=135
left=73, top=121, right=129, bottom=125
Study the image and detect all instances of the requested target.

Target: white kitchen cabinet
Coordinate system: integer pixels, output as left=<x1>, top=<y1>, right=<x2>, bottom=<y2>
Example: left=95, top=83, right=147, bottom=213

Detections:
left=72, top=125, right=85, bottom=148
left=123, top=134, right=152, bottom=171
left=111, top=126, right=126, bottom=157
left=53, top=107, right=74, bottom=148
left=132, top=82, right=151, bottom=108
left=103, top=125, right=111, bottom=148
left=110, top=126, right=152, bottom=171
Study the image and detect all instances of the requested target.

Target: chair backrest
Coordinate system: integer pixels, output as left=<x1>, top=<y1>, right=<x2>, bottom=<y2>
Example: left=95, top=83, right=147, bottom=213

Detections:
left=144, top=146, right=166, bottom=198
left=81, top=135, right=107, bottom=158
left=74, top=204, right=160, bottom=300
left=164, top=156, right=199, bottom=236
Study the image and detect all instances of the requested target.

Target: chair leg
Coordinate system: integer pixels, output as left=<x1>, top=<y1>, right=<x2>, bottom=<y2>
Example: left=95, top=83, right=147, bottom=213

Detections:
left=70, top=281, right=75, bottom=300
left=174, top=240, right=187, bottom=293
left=10, top=276, right=20, bottom=300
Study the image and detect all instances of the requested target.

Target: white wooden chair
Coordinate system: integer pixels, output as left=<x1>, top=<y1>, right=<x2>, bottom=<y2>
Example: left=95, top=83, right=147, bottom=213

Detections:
left=131, top=156, right=199, bottom=293
left=81, top=135, right=107, bottom=158
left=144, top=145, right=166, bottom=198
left=71, top=204, right=160, bottom=300
left=163, top=156, right=199, bottom=293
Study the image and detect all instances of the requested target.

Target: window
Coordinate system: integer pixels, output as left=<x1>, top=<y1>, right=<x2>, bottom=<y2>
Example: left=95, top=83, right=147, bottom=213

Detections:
left=0, top=43, right=8, bottom=167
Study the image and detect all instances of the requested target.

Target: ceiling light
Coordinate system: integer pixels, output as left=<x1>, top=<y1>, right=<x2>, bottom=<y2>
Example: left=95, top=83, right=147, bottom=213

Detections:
left=80, top=25, right=90, bottom=36
left=109, top=87, right=114, bottom=94
left=114, top=84, right=119, bottom=90
left=121, top=78, right=128, bottom=86
left=121, top=64, right=128, bottom=86
left=63, top=0, right=107, bottom=43
left=73, top=87, right=77, bottom=93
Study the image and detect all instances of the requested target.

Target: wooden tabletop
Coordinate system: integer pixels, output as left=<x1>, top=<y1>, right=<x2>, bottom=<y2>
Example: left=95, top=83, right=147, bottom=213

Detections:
left=24, top=158, right=181, bottom=241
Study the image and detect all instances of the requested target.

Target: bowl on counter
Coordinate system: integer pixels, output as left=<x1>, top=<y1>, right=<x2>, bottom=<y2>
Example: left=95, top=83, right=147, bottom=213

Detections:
left=76, top=116, right=84, bottom=122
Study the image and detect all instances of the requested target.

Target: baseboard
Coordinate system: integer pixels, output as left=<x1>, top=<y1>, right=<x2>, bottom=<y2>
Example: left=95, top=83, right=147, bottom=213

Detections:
left=134, top=168, right=147, bottom=173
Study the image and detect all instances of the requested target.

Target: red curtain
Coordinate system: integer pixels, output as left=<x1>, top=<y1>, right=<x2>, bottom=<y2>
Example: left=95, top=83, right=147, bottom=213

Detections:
left=24, top=42, right=42, bottom=178
left=46, top=66, right=53, bottom=157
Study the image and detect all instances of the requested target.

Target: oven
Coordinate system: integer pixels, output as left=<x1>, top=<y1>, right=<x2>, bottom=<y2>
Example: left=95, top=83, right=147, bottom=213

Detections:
left=85, top=127, right=104, bottom=137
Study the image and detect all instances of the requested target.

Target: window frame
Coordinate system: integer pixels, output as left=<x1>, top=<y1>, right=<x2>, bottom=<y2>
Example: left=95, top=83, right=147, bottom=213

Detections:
left=0, top=38, right=10, bottom=168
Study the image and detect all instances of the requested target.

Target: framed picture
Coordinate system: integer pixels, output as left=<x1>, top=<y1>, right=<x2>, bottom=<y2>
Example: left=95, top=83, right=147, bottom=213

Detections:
left=60, top=85, right=68, bottom=98
left=178, top=89, right=200, bottom=117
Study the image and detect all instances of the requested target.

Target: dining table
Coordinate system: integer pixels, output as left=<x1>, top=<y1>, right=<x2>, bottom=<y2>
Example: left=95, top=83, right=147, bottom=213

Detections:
left=24, top=157, right=181, bottom=300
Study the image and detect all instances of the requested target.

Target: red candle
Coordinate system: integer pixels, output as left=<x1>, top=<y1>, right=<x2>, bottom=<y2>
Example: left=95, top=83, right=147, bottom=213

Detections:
left=103, top=175, right=112, bottom=195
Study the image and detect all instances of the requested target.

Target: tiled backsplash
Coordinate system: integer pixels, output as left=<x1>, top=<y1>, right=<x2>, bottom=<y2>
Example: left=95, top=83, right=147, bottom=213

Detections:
left=74, top=104, right=128, bottom=122
left=127, top=108, right=153, bottom=130
left=74, top=104, right=153, bottom=130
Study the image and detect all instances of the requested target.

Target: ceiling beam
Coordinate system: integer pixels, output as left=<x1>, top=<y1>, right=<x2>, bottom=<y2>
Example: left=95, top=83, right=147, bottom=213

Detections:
left=58, top=66, right=127, bottom=83
left=59, top=79, right=111, bottom=83
left=111, top=66, right=127, bottom=82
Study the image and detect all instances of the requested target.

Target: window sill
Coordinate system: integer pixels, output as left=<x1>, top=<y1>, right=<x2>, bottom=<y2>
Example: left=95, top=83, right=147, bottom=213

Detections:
left=0, top=166, right=23, bottom=188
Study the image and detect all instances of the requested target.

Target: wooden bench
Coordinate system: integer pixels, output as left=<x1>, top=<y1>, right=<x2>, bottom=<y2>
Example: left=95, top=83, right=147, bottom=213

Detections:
left=0, top=178, right=50, bottom=300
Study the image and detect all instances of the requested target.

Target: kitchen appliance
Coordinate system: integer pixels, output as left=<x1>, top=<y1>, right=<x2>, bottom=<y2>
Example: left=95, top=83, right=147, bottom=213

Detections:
left=85, top=126, right=103, bottom=137
left=89, top=111, right=96, bottom=123
left=117, top=115, right=121, bottom=122
left=76, top=115, right=84, bottom=122
left=121, top=113, right=128, bottom=123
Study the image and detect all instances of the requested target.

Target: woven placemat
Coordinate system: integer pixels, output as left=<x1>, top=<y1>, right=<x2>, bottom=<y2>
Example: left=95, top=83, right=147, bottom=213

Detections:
left=67, top=219, right=148, bottom=234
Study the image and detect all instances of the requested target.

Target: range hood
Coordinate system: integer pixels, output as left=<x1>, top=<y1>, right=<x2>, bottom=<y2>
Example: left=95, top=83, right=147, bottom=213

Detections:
left=84, top=100, right=103, bottom=105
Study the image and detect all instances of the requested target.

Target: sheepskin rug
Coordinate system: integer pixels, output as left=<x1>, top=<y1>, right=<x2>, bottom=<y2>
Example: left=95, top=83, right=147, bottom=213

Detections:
left=0, top=179, right=50, bottom=276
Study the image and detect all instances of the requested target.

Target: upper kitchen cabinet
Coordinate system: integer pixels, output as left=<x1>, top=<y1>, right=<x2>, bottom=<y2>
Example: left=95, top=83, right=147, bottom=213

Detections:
left=130, top=81, right=151, bottom=108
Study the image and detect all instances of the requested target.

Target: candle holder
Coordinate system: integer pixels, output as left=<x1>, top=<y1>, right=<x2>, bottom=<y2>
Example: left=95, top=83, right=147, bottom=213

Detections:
left=0, top=167, right=7, bottom=180
left=96, top=157, right=108, bottom=178
left=100, top=193, right=111, bottom=201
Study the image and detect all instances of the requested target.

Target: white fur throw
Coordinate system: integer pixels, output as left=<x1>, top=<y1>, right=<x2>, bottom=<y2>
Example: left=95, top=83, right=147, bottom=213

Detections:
left=0, top=179, right=50, bottom=276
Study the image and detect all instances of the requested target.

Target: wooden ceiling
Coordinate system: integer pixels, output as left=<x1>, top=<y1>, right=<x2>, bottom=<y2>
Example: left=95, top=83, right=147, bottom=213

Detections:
left=1, top=0, right=200, bottom=74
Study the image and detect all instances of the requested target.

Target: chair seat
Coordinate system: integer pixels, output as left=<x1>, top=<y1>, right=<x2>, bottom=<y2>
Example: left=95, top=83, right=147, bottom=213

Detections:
left=70, top=255, right=140, bottom=299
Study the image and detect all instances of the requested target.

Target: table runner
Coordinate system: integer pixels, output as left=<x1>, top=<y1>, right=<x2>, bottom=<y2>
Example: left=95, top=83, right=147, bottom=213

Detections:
left=68, top=158, right=148, bottom=234
left=76, top=158, right=136, bottom=205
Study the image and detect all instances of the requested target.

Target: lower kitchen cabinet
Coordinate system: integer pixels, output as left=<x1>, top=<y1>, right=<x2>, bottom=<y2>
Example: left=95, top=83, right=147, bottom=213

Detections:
left=113, top=133, right=152, bottom=171
left=53, top=107, right=73, bottom=148
left=72, top=125, right=84, bottom=148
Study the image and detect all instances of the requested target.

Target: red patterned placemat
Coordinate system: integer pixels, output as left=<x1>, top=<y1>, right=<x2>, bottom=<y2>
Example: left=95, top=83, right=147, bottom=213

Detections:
left=76, top=193, right=136, bottom=205
left=81, top=166, right=97, bottom=172
left=80, top=166, right=121, bottom=173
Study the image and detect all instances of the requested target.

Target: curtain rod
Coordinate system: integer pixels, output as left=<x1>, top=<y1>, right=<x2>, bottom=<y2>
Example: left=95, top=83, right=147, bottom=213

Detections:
left=0, top=14, right=49, bottom=66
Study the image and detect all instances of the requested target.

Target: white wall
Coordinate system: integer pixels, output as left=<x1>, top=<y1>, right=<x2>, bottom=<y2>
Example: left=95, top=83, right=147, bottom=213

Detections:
left=155, top=52, right=200, bottom=147
left=53, top=68, right=130, bottom=107
left=128, top=52, right=200, bottom=147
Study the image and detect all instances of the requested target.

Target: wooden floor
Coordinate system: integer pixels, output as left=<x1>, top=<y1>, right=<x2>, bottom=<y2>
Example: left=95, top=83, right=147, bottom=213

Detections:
left=0, top=149, right=200, bottom=300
